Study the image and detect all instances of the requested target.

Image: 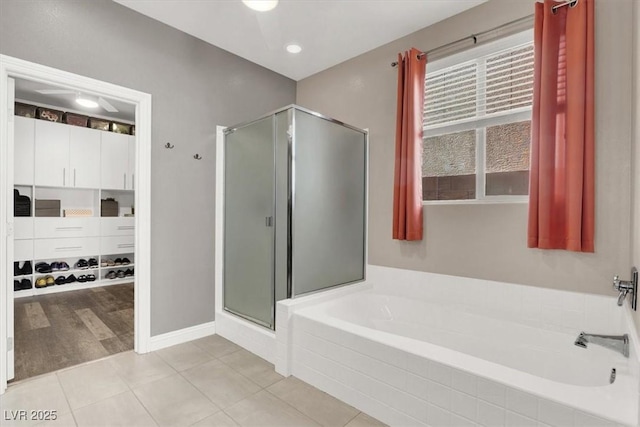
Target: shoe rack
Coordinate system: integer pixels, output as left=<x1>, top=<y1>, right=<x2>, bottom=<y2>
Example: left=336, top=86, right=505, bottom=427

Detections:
left=12, top=115, right=136, bottom=298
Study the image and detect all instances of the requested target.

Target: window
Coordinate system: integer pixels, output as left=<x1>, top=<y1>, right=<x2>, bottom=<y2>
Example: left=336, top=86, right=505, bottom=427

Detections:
left=422, top=31, right=534, bottom=202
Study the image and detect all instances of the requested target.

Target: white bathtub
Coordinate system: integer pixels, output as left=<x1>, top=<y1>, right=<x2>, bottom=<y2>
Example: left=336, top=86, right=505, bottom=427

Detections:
left=277, top=266, right=640, bottom=427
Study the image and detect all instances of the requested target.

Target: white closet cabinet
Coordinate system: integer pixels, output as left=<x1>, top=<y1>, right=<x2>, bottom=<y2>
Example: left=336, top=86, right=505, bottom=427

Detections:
left=14, top=116, right=35, bottom=185
left=127, top=136, right=135, bottom=190
left=101, top=132, right=129, bottom=190
left=69, top=126, right=101, bottom=188
left=34, top=120, right=69, bottom=187
left=34, top=120, right=100, bottom=188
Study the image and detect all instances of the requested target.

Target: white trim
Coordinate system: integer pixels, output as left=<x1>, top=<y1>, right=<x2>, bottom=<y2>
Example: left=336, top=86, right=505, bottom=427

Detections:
left=0, top=55, right=152, bottom=394
left=215, top=126, right=225, bottom=315
left=148, top=321, right=216, bottom=352
left=423, top=197, right=528, bottom=206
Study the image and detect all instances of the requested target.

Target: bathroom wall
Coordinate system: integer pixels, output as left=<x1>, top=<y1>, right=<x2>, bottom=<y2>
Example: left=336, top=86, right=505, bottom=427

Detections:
left=297, top=0, right=635, bottom=297
left=0, top=0, right=296, bottom=335
left=632, top=0, right=640, bottom=332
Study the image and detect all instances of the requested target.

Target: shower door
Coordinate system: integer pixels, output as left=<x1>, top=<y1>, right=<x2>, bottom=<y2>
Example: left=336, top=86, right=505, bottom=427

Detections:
left=223, top=116, right=275, bottom=328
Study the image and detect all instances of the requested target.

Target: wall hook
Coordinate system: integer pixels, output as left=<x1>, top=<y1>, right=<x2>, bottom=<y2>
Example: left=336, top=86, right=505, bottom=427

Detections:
left=165, top=142, right=175, bottom=149
left=193, top=154, right=202, bottom=160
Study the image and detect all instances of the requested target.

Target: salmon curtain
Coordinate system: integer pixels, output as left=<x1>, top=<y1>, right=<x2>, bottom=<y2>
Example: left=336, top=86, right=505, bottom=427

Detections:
left=393, top=48, right=426, bottom=241
left=528, top=0, right=595, bottom=252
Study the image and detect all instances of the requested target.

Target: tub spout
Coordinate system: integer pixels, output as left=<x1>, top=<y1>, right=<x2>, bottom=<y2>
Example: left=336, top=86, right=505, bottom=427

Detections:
left=574, top=332, right=629, bottom=358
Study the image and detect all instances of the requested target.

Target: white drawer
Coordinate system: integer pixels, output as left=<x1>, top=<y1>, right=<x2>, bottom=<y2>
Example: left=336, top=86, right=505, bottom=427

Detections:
left=34, top=237, right=100, bottom=260
left=14, top=217, right=34, bottom=239
left=14, top=240, right=33, bottom=261
left=101, top=217, right=135, bottom=236
left=35, top=217, right=100, bottom=239
left=101, top=235, right=135, bottom=255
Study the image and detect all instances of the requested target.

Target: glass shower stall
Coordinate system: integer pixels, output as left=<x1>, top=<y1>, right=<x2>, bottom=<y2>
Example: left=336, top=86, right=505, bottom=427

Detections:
left=223, top=106, right=367, bottom=329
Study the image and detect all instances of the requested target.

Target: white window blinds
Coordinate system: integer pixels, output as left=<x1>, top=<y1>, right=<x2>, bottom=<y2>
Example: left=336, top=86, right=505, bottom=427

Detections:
left=424, top=42, right=534, bottom=128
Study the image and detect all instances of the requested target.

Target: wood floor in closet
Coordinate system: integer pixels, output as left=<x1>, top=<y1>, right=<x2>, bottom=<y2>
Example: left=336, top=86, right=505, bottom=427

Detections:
left=12, top=283, right=133, bottom=382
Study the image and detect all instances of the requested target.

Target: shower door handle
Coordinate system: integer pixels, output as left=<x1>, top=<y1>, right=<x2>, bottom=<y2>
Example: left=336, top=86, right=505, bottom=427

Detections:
left=265, top=216, right=273, bottom=227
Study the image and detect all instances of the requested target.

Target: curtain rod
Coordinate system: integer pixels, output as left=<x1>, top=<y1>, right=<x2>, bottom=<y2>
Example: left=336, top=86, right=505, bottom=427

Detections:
left=390, top=0, right=577, bottom=68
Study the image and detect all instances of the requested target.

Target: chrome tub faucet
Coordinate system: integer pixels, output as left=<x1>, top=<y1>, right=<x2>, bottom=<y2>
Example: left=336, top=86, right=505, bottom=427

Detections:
left=574, top=332, right=629, bottom=358
left=613, top=267, right=638, bottom=310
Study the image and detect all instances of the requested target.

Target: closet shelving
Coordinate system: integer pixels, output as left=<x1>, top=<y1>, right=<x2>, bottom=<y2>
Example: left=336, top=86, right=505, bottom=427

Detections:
left=13, top=115, right=136, bottom=298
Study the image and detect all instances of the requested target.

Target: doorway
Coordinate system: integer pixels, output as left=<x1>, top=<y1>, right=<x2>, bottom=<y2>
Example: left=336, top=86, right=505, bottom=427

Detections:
left=0, top=55, right=152, bottom=393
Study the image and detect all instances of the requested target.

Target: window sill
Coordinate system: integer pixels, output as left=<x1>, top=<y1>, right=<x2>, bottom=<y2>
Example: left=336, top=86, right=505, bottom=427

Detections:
left=423, top=197, right=529, bottom=206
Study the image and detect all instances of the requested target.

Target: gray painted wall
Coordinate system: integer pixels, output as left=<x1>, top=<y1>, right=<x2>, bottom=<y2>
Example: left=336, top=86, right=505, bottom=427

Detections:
left=632, top=0, right=640, bottom=333
left=0, top=0, right=296, bottom=335
left=297, top=0, right=635, bottom=296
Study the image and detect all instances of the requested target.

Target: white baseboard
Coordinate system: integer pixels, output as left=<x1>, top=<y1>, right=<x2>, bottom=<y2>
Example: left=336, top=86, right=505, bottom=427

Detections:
left=148, top=321, right=216, bottom=352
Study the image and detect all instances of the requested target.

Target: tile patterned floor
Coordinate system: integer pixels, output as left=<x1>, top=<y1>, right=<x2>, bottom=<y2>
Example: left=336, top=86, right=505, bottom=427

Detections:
left=13, top=284, right=134, bottom=381
left=0, top=335, right=387, bottom=427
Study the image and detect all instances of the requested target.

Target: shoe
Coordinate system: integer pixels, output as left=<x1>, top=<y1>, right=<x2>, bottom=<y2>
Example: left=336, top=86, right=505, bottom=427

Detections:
left=87, top=274, right=96, bottom=282
left=50, top=262, right=60, bottom=271
left=106, top=259, right=115, bottom=267
left=59, top=262, right=70, bottom=271
left=116, top=270, right=125, bottom=278
left=14, top=262, right=21, bottom=276
left=100, top=260, right=108, bottom=267
left=35, top=262, right=52, bottom=273
left=35, top=277, right=47, bottom=288
left=14, top=280, right=21, bottom=291
left=45, top=275, right=55, bottom=286
left=55, top=276, right=66, bottom=285
left=124, top=268, right=134, bottom=277
left=77, top=275, right=88, bottom=283
left=66, top=274, right=77, bottom=284
left=106, top=270, right=117, bottom=280
left=23, top=261, right=32, bottom=275
left=20, top=278, right=32, bottom=290
left=114, top=258, right=122, bottom=266
left=88, top=258, right=98, bottom=268
left=122, top=257, right=131, bottom=265
left=75, top=259, right=89, bottom=269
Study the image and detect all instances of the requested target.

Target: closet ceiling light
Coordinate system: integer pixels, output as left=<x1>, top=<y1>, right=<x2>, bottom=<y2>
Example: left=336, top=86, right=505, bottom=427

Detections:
left=286, top=44, right=302, bottom=54
left=242, top=0, right=278, bottom=12
left=75, top=95, right=99, bottom=109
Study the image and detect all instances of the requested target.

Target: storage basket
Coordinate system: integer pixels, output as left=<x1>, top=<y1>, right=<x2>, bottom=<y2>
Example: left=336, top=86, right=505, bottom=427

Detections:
left=110, top=122, right=132, bottom=135
left=101, top=198, right=119, bottom=217
left=35, top=199, right=61, bottom=217
left=36, top=107, right=63, bottom=122
left=15, top=102, right=37, bottom=118
left=88, top=117, right=110, bottom=131
left=63, top=112, right=89, bottom=127
left=14, top=189, right=31, bottom=217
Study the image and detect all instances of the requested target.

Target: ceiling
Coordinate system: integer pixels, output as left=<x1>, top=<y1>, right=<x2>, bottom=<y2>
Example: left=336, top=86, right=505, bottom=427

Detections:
left=114, top=0, right=487, bottom=81
left=15, top=78, right=136, bottom=122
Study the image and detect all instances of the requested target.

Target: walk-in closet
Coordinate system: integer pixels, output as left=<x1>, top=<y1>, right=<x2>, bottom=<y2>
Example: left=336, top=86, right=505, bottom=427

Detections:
left=10, top=78, right=136, bottom=381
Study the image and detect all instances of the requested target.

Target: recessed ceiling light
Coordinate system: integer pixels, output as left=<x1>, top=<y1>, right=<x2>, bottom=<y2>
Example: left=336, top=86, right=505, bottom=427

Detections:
left=286, top=44, right=302, bottom=54
left=242, top=0, right=278, bottom=12
left=75, top=95, right=99, bottom=109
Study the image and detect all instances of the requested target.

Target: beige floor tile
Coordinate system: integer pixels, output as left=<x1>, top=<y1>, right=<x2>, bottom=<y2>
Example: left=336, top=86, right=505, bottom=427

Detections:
left=57, top=359, right=128, bottom=410
left=344, top=413, right=388, bottom=427
left=225, top=390, right=320, bottom=427
left=267, top=376, right=359, bottom=427
left=219, top=349, right=283, bottom=388
left=33, top=411, right=77, bottom=426
left=132, top=374, right=218, bottom=427
left=156, top=342, right=215, bottom=372
left=73, top=391, right=157, bottom=427
left=192, top=335, right=242, bottom=358
left=108, top=351, right=176, bottom=388
left=181, top=359, right=260, bottom=409
left=0, top=374, right=71, bottom=427
left=190, top=411, right=239, bottom=427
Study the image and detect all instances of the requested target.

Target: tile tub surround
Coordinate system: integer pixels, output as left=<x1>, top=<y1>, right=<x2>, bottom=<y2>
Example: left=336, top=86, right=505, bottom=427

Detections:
left=278, top=265, right=640, bottom=426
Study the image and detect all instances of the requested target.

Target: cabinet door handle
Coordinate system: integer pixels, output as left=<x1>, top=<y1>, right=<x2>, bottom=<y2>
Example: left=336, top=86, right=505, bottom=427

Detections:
left=54, top=246, right=82, bottom=251
left=124, top=174, right=126, bottom=190
left=63, top=168, right=66, bottom=186
left=117, top=226, right=134, bottom=230
left=132, top=173, right=135, bottom=190
left=55, top=226, right=83, bottom=230
left=117, top=243, right=134, bottom=248
left=74, top=169, right=76, bottom=187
